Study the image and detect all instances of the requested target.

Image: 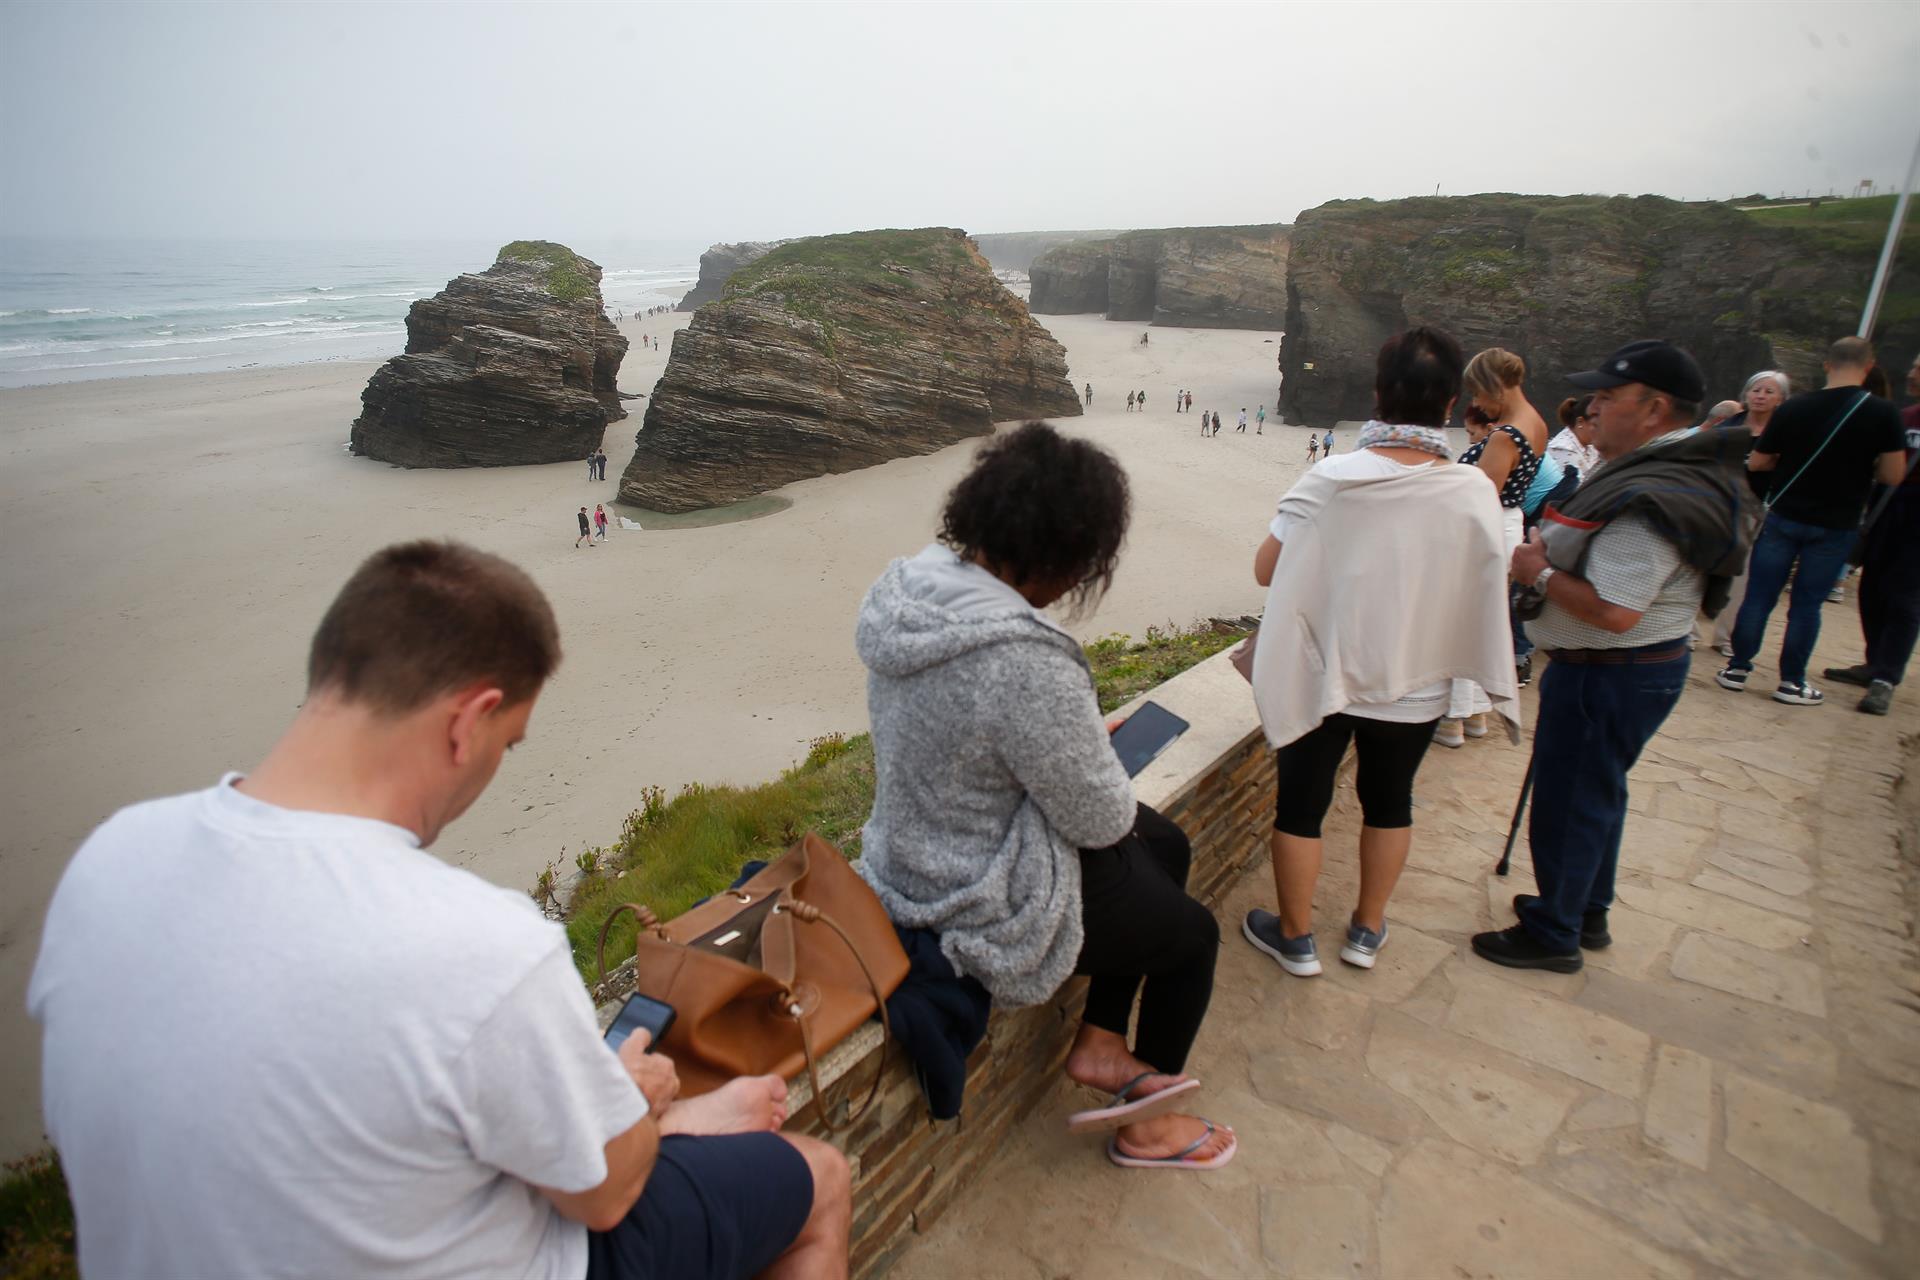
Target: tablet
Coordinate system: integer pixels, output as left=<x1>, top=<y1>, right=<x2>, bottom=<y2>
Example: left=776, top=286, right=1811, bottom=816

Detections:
left=1109, top=700, right=1190, bottom=777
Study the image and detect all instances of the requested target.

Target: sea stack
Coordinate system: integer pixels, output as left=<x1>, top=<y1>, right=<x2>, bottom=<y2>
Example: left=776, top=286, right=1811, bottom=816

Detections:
left=621, top=227, right=1082, bottom=513
left=675, top=240, right=789, bottom=312
left=349, top=242, right=627, bottom=467
left=1028, top=224, right=1291, bottom=329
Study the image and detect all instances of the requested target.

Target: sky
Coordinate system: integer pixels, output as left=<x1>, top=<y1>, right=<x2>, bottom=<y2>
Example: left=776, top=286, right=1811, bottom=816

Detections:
left=2, top=0, right=1917, bottom=244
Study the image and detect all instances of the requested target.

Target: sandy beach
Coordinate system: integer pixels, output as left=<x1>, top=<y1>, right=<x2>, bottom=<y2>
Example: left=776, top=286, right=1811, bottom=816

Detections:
left=0, top=308, right=1318, bottom=1155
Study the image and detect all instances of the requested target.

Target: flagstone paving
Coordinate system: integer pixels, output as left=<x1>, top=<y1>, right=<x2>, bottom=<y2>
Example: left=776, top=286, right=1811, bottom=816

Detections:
left=892, top=609, right=1919, bottom=1278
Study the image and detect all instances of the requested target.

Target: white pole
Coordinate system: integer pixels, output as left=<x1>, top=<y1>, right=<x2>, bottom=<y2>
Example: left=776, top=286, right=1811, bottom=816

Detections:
left=1860, top=131, right=1920, bottom=339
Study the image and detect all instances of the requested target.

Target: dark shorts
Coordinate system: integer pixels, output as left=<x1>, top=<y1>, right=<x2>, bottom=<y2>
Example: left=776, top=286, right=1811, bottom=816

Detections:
left=586, top=1132, right=813, bottom=1280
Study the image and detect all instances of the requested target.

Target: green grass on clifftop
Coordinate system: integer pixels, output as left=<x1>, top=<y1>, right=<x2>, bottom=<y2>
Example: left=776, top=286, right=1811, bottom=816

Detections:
left=497, top=240, right=594, bottom=301
left=564, top=620, right=1246, bottom=981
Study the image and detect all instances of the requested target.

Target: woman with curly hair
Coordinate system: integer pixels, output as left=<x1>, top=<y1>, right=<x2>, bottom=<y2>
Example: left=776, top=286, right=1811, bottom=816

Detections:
left=855, top=422, right=1234, bottom=1173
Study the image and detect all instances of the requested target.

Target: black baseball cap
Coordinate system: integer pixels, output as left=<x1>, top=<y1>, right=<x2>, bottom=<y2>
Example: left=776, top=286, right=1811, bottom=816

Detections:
left=1567, top=339, right=1706, bottom=403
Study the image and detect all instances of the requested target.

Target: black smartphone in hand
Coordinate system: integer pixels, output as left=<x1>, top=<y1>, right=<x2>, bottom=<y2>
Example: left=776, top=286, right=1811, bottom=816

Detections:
left=604, top=993, right=677, bottom=1052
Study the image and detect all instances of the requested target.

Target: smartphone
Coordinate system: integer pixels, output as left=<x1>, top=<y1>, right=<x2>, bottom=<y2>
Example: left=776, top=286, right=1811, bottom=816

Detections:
left=604, top=993, right=677, bottom=1053
left=1109, top=700, right=1190, bottom=777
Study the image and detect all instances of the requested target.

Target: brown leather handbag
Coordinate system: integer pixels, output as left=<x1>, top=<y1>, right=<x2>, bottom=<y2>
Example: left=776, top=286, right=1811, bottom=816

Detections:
left=595, top=832, right=910, bottom=1129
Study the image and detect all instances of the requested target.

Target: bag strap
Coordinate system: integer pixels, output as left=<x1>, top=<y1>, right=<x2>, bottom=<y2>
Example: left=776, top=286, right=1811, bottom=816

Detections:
left=596, top=902, right=665, bottom=983
left=1766, top=391, right=1871, bottom=510
left=779, top=898, right=894, bottom=1132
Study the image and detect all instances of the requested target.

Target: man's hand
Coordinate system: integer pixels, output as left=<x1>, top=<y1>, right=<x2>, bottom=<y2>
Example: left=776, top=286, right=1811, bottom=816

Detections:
left=617, top=1029, right=680, bottom=1114
left=1512, top=528, right=1550, bottom=585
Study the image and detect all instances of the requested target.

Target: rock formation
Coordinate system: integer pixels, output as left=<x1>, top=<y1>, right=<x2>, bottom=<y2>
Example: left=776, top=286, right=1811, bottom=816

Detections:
left=970, top=230, right=1121, bottom=274
left=676, top=241, right=789, bottom=311
left=1280, top=193, right=1920, bottom=424
left=622, top=228, right=1081, bottom=512
left=1028, top=225, right=1291, bottom=329
left=350, top=242, right=626, bottom=467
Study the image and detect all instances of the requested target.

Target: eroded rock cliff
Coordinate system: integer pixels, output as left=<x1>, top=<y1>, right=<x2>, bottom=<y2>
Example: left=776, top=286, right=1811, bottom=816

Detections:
left=350, top=242, right=626, bottom=467
left=1028, top=225, right=1291, bottom=329
left=676, top=241, right=789, bottom=311
left=1280, top=194, right=1920, bottom=424
left=621, top=228, right=1081, bottom=512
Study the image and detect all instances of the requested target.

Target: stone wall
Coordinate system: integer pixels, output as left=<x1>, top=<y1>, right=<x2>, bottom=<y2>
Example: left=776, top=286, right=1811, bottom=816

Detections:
left=610, top=649, right=1278, bottom=1277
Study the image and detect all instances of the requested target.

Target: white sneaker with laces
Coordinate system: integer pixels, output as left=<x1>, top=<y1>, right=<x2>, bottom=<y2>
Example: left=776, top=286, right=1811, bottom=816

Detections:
left=1772, top=681, right=1824, bottom=706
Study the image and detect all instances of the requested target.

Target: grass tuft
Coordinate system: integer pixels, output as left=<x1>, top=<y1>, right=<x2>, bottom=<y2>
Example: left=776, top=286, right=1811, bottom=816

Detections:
left=0, top=1151, right=76, bottom=1280
left=496, top=240, right=595, bottom=302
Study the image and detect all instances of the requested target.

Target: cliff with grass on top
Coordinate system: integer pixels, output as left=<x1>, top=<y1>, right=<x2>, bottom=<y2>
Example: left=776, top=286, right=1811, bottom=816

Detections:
left=1028, top=224, right=1292, bottom=329
left=1280, top=193, right=1920, bottom=425
left=350, top=241, right=627, bottom=467
left=620, top=227, right=1081, bottom=513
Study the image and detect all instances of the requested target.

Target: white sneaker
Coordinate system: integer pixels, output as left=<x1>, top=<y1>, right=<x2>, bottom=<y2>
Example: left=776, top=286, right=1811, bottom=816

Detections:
left=1432, top=718, right=1466, bottom=749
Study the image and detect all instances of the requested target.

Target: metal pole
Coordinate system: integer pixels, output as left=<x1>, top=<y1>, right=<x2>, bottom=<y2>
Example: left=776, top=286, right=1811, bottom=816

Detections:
left=1860, top=131, right=1920, bottom=339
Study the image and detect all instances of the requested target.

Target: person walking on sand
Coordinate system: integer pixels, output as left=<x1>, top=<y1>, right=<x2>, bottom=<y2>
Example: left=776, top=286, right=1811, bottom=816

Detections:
left=1126, top=391, right=1136, bottom=413
left=1307, top=435, right=1319, bottom=463
left=1212, top=411, right=1222, bottom=438
left=575, top=507, right=594, bottom=549
left=1323, top=429, right=1334, bottom=457
left=593, top=504, right=609, bottom=542
left=1085, top=383, right=1094, bottom=407
left=1138, top=391, right=1146, bottom=413
left=1257, top=405, right=1266, bottom=434
left=1199, top=408, right=1210, bottom=438
left=1238, top=409, right=1248, bottom=434
left=1184, top=391, right=1193, bottom=414
left=585, top=452, right=597, bottom=481
left=1176, top=389, right=1184, bottom=414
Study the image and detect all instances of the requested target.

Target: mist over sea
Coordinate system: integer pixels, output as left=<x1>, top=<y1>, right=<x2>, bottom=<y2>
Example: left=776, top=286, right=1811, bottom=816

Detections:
left=0, top=237, right=704, bottom=389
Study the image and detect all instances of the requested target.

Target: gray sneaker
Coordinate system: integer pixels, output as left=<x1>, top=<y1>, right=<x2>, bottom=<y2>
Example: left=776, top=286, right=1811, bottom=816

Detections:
left=1860, top=679, right=1894, bottom=716
left=1340, top=919, right=1389, bottom=968
left=1242, top=909, right=1322, bottom=977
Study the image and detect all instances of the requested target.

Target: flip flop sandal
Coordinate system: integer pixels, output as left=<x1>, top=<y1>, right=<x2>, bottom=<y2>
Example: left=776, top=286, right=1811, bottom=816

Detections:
left=1106, top=1121, right=1238, bottom=1171
left=1065, top=1072, right=1202, bottom=1134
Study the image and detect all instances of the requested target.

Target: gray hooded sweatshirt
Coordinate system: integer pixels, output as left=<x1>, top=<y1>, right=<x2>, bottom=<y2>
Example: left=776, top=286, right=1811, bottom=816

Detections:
left=855, top=544, right=1136, bottom=1007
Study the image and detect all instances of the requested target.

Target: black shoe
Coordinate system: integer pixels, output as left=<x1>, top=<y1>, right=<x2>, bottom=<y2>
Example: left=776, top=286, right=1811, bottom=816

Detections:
left=1471, top=924, right=1583, bottom=973
left=1512, top=894, right=1611, bottom=949
left=1516, top=654, right=1533, bottom=688
left=1860, top=679, right=1894, bottom=716
left=1824, top=664, right=1873, bottom=688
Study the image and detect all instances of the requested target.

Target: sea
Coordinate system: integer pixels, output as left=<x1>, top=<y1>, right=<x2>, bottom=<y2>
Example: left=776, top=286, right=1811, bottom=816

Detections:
left=0, top=237, right=706, bottom=389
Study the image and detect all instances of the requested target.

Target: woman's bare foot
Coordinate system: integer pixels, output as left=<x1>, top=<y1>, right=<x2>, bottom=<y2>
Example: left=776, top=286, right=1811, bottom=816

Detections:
left=1063, top=1023, right=1190, bottom=1099
left=659, top=1074, right=789, bottom=1137
left=1114, top=1112, right=1236, bottom=1163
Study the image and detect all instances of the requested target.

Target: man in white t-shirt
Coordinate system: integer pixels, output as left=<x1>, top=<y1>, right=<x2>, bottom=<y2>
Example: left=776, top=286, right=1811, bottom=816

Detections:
left=28, top=541, right=849, bottom=1280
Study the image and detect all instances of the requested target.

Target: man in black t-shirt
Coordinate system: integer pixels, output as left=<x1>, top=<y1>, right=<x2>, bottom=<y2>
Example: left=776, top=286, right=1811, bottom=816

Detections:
left=1717, top=337, right=1907, bottom=706
left=1829, top=350, right=1920, bottom=713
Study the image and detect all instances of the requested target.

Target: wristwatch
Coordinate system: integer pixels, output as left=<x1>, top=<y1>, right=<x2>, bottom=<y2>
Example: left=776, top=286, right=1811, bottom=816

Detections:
left=1533, top=566, right=1557, bottom=592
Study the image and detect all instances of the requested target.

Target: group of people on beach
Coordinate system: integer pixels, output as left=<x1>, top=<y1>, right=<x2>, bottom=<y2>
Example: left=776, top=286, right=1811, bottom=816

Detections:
left=27, top=319, right=1920, bottom=1280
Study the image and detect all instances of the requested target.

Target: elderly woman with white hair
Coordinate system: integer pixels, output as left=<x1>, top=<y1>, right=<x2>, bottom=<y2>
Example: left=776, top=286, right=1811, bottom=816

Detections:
left=1701, top=370, right=1791, bottom=653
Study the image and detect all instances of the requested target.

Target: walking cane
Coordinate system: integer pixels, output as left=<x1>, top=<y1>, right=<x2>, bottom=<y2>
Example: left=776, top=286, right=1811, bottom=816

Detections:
left=1495, top=752, right=1535, bottom=877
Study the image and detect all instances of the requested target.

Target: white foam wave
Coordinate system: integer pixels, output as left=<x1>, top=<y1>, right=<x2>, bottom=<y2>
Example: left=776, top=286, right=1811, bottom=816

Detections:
left=235, top=298, right=309, bottom=308
left=49, top=307, right=90, bottom=314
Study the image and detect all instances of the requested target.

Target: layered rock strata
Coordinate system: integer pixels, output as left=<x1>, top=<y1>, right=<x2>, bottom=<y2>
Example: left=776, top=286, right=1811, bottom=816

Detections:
left=1280, top=193, right=1920, bottom=424
left=350, top=242, right=626, bottom=467
left=623, top=228, right=1081, bottom=512
left=1028, top=225, right=1291, bottom=329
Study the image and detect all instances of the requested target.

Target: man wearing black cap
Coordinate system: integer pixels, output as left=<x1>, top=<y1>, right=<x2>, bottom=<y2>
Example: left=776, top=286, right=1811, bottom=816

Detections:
left=1716, top=336, right=1907, bottom=707
left=1473, top=340, right=1753, bottom=971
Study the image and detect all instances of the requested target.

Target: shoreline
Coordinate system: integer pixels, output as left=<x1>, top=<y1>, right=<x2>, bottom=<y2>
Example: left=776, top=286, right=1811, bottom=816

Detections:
left=0, top=308, right=1305, bottom=1156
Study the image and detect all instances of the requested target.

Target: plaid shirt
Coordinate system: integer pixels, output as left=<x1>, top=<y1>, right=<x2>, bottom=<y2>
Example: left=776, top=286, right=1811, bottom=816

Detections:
left=1528, top=512, right=1703, bottom=650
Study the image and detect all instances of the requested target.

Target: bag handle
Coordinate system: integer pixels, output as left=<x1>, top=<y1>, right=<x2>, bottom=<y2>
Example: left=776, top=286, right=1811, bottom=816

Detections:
left=1766, top=391, right=1871, bottom=510
left=596, top=902, right=665, bottom=984
left=779, top=897, right=895, bottom=1132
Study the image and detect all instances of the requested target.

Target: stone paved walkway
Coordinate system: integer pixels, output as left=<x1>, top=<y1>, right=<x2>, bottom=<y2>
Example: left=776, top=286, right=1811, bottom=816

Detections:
left=893, top=608, right=1919, bottom=1278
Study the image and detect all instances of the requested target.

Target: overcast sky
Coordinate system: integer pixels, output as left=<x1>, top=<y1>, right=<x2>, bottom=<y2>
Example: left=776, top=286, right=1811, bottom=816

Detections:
left=3, top=0, right=1916, bottom=244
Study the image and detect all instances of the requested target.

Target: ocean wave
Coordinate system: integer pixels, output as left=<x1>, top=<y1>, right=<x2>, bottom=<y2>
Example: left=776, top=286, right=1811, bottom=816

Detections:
left=235, top=298, right=310, bottom=308
left=49, top=307, right=90, bottom=314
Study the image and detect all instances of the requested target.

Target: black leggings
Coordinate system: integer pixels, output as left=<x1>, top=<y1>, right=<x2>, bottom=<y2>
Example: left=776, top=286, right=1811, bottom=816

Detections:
left=1074, top=804, right=1219, bottom=1075
left=1272, top=713, right=1439, bottom=838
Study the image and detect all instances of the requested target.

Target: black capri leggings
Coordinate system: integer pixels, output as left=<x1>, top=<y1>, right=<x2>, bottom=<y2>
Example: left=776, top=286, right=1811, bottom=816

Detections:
left=1272, top=713, right=1439, bottom=838
left=1074, top=804, right=1219, bottom=1075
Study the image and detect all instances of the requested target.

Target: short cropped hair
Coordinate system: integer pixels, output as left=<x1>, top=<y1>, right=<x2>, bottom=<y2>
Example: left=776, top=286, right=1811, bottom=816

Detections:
left=307, top=541, right=560, bottom=713
left=1463, top=348, right=1528, bottom=405
left=939, top=422, right=1130, bottom=614
left=1374, top=327, right=1465, bottom=427
left=1828, top=336, right=1874, bottom=368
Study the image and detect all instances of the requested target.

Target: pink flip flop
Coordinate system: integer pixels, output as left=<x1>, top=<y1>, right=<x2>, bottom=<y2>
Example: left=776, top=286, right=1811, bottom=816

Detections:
left=1106, top=1121, right=1237, bottom=1171
left=1065, top=1073, right=1202, bottom=1134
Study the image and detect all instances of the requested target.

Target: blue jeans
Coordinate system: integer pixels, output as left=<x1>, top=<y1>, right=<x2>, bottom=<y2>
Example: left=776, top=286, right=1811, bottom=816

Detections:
left=1520, top=647, right=1690, bottom=952
left=1728, top=512, right=1855, bottom=685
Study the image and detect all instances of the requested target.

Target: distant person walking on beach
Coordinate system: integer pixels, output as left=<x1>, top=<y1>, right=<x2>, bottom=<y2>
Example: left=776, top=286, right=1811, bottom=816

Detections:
left=585, top=452, right=596, bottom=481
left=1126, top=391, right=1136, bottom=413
left=1238, top=409, right=1248, bottom=434
left=1307, top=436, right=1319, bottom=463
left=1176, top=389, right=1184, bottom=413
left=575, top=507, right=593, bottom=549
left=1322, top=429, right=1335, bottom=456
left=1199, top=409, right=1210, bottom=438
left=1212, top=411, right=1222, bottom=438
left=1138, top=391, right=1146, bottom=412
left=1257, top=405, right=1266, bottom=434
left=593, top=504, right=609, bottom=542
left=1085, top=383, right=1093, bottom=406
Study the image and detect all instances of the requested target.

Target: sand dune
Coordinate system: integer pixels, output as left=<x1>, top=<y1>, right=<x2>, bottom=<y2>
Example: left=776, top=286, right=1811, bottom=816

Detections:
left=0, top=308, right=1323, bottom=1155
